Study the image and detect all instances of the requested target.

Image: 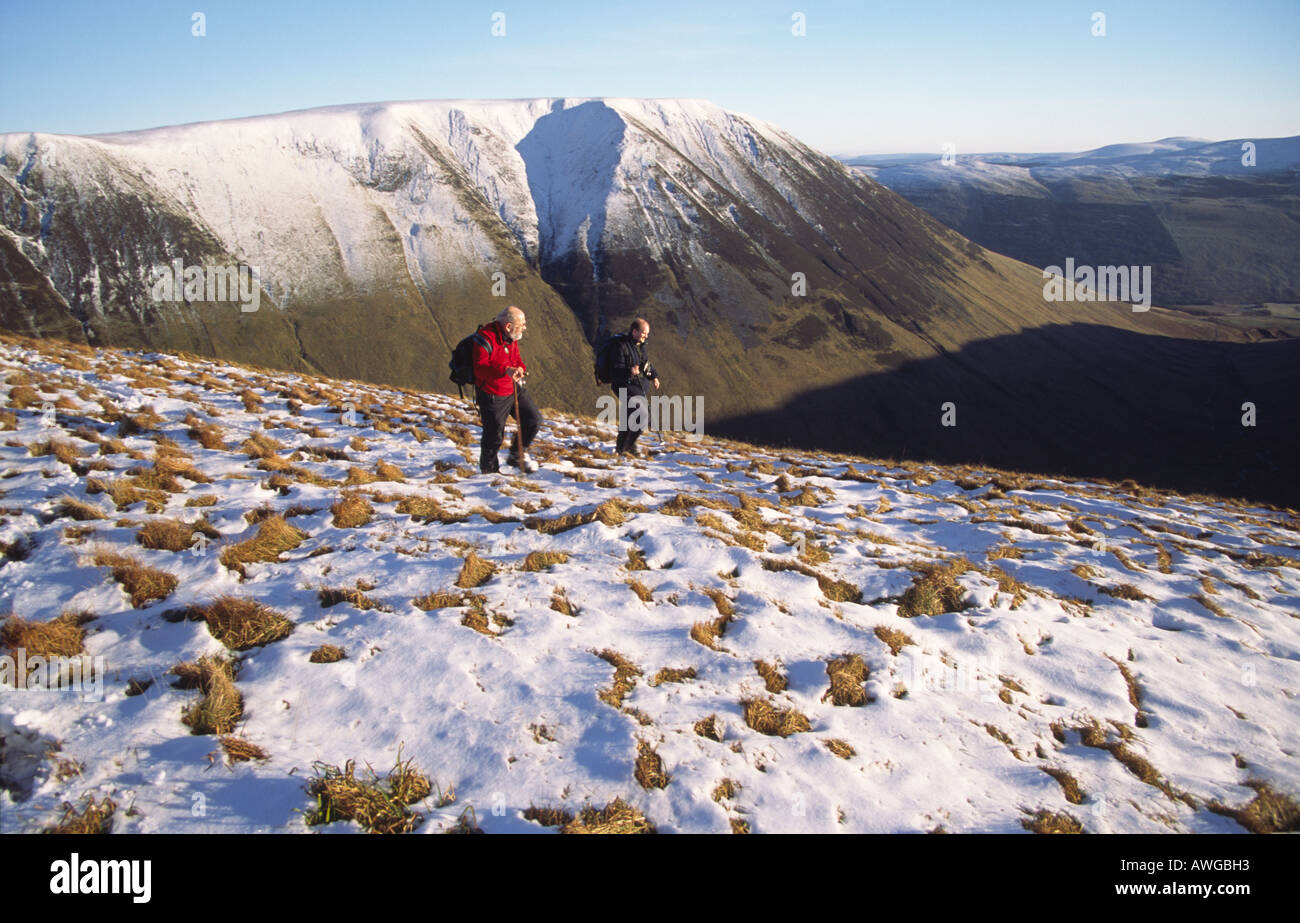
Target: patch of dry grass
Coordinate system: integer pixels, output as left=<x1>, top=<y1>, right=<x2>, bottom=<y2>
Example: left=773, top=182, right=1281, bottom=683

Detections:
left=219, top=736, right=269, bottom=763
left=0, top=611, right=90, bottom=661
left=754, top=659, right=787, bottom=693
left=648, top=666, right=696, bottom=686
left=760, top=556, right=862, bottom=603
left=455, top=552, right=495, bottom=588
left=595, top=649, right=643, bottom=709
left=318, top=587, right=385, bottom=611
left=633, top=740, right=670, bottom=790
left=52, top=495, right=107, bottom=522
left=826, top=739, right=856, bottom=759
left=694, top=714, right=722, bottom=741
left=1208, top=780, right=1300, bottom=834
left=1099, top=583, right=1154, bottom=602
left=741, top=696, right=811, bottom=737
left=195, top=596, right=294, bottom=651
left=177, top=655, right=243, bottom=735
left=330, top=493, right=374, bottom=529
left=823, top=654, right=871, bottom=706
left=43, top=795, right=116, bottom=834
left=89, top=549, right=178, bottom=608
left=897, top=557, right=971, bottom=618
left=627, top=579, right=654, bottom=602
left=1021, top=809, right=1083, bottom=834
left=306, top=751, right=431, bottom=834
left=136, top=517, right=219, bottom=552
left=560, top=798, right=656, bottom=834
left=873, top=624, right=915, bottom=656
left=523, top=550, right=570, bottom=571
left=309, top=644, right=347, bottom=664
left=219, top=515, right=308, bottom=576
left=1041, top=767, right=1087, bottom=805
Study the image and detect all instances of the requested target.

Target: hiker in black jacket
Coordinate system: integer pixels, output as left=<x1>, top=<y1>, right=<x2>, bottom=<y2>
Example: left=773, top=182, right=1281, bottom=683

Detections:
left=611, top=318, right=660, bottom=457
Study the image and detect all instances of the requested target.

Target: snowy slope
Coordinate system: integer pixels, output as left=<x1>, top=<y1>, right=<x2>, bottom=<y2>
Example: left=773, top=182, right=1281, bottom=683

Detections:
left=0, top=98, right=829, bottom=313
left=2, top=336, right=1298, bottom=834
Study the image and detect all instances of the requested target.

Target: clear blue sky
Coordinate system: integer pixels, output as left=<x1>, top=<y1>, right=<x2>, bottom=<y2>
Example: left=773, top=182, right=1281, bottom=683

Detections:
left=1, top=0, right=1296, bottom=154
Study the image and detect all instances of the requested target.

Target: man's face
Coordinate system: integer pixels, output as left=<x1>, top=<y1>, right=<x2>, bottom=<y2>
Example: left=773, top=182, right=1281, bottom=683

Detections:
left=507, top=314, right=526, bottom=341
left=635, top=325, right=649, bottom=344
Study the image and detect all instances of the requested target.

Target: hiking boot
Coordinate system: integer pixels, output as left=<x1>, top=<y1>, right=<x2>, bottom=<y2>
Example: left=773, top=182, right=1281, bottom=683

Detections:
left=507, top=452, right=539, bottom=473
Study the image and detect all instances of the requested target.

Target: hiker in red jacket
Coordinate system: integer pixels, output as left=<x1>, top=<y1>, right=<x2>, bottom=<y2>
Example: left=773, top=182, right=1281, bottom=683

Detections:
left=473, top=305, right=541, bottom=473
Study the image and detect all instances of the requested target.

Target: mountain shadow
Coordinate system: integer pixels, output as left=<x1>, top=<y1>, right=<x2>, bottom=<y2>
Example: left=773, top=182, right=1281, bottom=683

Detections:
left=711, top=323, right=1300, bottom=508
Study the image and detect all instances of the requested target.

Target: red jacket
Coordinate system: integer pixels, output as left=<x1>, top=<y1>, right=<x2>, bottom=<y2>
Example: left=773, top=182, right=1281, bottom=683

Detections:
left=472, top=321, right=527, bottom=396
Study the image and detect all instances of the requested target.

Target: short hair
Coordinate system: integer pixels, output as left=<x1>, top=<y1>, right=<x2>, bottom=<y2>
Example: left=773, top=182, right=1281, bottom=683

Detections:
left=629, top=318, right=649, bottom=335
left=497, top=305, right=524, bottom=326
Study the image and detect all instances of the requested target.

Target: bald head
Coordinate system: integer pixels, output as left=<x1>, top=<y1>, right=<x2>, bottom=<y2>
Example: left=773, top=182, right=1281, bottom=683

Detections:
left=498, top=305, right=526, bottom=341
left=630, top=318, right=649, bottom=343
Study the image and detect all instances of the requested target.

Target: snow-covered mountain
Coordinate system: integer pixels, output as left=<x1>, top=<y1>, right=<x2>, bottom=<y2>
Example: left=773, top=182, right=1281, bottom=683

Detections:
left=2, top=335, right=1297, bottom=834
left=2, top=102, right=1295, bottom=506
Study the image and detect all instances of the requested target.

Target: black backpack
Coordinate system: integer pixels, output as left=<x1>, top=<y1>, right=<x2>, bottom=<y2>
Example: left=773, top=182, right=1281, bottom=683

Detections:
left=593, top=334, right=628, bottom=385
left=449, top=324, right=494, bottom=398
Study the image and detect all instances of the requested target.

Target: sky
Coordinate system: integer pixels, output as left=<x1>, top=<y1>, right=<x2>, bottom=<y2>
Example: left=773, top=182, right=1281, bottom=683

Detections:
left=1, top=0, right=1297, bottom=155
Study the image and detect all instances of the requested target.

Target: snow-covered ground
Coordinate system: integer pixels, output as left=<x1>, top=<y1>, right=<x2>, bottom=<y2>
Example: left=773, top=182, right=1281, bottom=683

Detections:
left=1, top=336, right=1297, bottom=834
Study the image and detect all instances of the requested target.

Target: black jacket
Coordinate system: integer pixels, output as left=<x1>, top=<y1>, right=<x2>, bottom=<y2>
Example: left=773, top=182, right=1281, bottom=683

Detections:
left=610, top=335, right=656, bottom=392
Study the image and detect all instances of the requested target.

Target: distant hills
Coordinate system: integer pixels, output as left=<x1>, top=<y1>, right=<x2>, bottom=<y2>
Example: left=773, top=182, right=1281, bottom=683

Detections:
left=844, top=135, right=1300, bottom=311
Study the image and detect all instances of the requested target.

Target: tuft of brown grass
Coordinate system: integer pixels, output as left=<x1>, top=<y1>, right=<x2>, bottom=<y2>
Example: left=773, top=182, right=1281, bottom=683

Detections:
left=712, top=778, right=737, bottom=801
left=309, top=644, right=347, bottom=664
left=306, top=751, right=431, bottom=834
left=137, top=517, right=219, bottom=552
left=595, top=649, right=643, bottom=709
left=395, top=496, right=468, bottom=524
left=89, top=549, right=178, bottom=608
left=897, top=557, right=971, bottom=618
left=240, top=431, right=284, bottom=459
left=219, top=736, right=269, bottom=763
left=694, top=714, right=722, bottom=741
left=627, top=579, right=654, bottom=602
left=1041, top=767, right=1087, bottom=805
left=633, top=740, right=670, bottom=790
left=561, top=798, right=656, bottom=834
left=873, top=624, right=915, bottom=656
left=826, top=738, right=856, bottom=759
left=760, top=556, right=862, bottom=603
left=823, top=654, right=871, bottom=706
left=318, top=587, right=384, bottom=611
left=754, top=659, right=788, bottom=693
left=741, top=696, right=811, bottom=737
left=179, top=656, right=243, bottom=735
left=523, top=805, right=574, bottom=828
left=1021, top=809, right=1083, bottom=834
left=523, top=550, right=570, bottom=571
left=649, top=666, right=697, bottom=686
left=1208, top=780, right=1300, bottom=834
left=1, top=611, right=89, bottom=662
left=43, top=795, right=116, bottom=834
left=52, top=495, right=107, bottom=522
left=455, top=552, right=495, bottom=588
left=219, top=515, right=308, bottom=576
left=413, top=590, right=469, bottom=611
left=330, top=493, right=374, bottom=529
left=196, top=596, right=294, bottom=651
left=549, top=589, right=576, bottom=616
left=1099, top=583, right=1154, bottom=602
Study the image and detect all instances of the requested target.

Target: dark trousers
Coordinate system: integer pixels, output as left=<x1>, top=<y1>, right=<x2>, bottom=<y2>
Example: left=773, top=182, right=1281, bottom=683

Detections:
left=614, top=384, right=648, bottom=454
left=477, top=386, right=540, bottom=472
